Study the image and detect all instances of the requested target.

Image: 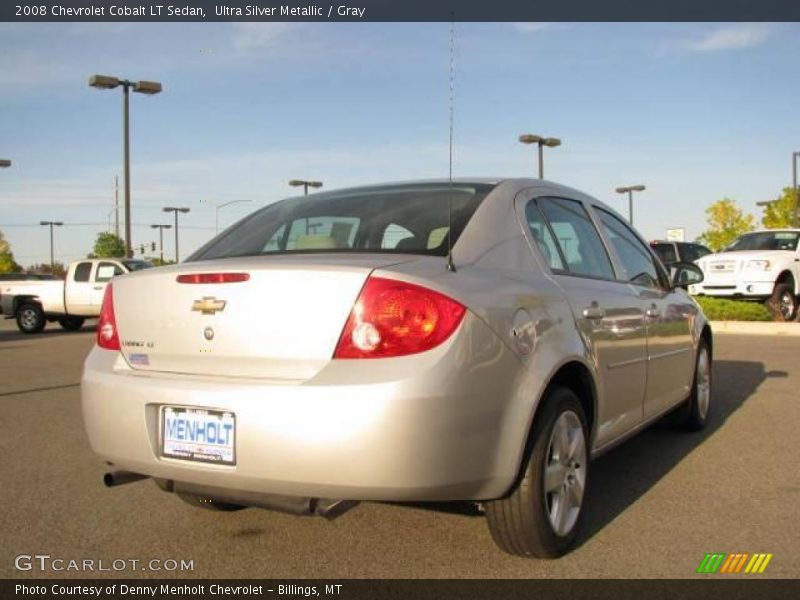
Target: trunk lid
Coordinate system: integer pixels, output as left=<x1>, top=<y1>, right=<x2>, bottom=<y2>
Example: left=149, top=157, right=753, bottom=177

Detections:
left=111, top=255, right=413, bottom=380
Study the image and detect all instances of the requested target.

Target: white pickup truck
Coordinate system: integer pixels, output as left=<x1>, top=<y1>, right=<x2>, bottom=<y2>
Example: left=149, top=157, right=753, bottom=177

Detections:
left=691, top=229, right=800, bottom=321
left=0, top=258, right=151, bottom=333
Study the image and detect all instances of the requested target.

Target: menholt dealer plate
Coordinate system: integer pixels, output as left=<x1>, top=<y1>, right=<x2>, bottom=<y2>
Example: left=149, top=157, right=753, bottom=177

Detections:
left=161, top=406, right=236, bottom=465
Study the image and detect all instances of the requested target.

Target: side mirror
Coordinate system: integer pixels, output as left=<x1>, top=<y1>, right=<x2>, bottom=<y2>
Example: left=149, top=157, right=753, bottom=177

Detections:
left=670, top=262, right=704, bottom=289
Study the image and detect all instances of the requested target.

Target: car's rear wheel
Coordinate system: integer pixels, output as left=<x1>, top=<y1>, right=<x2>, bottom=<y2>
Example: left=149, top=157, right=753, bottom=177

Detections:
left=768, top=282, right=797, bottom=322
left=484, top=386, right=589, bottom=558
left=674, top=340, right=712, bottom=431
left=58, top=316, right=85, bottom=331
left=176, top=492, right=246, bottom=512
left=16, top=303, right=46, bottom=334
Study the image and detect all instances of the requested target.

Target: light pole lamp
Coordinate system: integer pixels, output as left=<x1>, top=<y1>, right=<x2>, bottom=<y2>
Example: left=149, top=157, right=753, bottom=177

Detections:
left=518, top=134, right=561, bottom=179
left=215, top=199, right=252, bottom=234
left=0, top=159, right=11, bottom=168
left=163, top=207, right=190, bottom=262
left=40, top=221, right=63, bottom=267
left=150, top=224, right=172, bottom=263
left=615, top=185, right=646, bottom=226
left=289, top=179, right=323, bottom=196
left=89, top=74, right=163, bottom=259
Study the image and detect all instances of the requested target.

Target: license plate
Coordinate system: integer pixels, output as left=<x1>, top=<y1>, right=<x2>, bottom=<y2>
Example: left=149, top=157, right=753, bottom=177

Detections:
left=161, top=406, right=236, bottom=465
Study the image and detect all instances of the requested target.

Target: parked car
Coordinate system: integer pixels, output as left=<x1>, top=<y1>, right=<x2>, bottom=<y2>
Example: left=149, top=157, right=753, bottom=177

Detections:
left=82, top=179, right=712, bottom=558
left=692, top=229, right=800, bottom=321
left=0, top=258, right=151, bottom=333
left=649, top=240, right=711, bottom=268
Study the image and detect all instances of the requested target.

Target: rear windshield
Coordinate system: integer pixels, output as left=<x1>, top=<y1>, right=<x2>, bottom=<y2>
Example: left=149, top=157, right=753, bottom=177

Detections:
left=189, top=183, right=495, bottom=261
left=651, top=243, right=677, bottom=264
left=122, top=260, right=152, bottom=272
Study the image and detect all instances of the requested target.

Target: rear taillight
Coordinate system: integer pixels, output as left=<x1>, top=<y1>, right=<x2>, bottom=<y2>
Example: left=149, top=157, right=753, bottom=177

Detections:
left=333, top=276, right=466, bottom=359
left=97, top=284, right=120, bottom=351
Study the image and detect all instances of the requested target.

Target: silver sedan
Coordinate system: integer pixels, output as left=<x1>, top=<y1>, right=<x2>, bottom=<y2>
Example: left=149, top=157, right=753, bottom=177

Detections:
left=82, top=178, right=712, bottom=557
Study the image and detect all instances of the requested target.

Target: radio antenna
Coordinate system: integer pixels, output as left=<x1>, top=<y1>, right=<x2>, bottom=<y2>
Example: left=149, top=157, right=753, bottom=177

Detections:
left=446, top=14, right=456, bottom=272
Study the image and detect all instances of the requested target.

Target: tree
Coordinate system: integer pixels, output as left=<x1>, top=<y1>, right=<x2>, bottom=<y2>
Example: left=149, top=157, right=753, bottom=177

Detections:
left=760, top=187, right=797, bottom=229
left=0, top=229, right=21, bottom=273
left=89, top=232, right=125, bottom=258
left=27, top=262, right=66, bottom=278
left=697, top=198, right=755, bottom=252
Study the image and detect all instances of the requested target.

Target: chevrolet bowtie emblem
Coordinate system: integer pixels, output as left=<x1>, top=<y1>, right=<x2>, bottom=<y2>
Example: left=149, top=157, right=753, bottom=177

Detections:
left=192, top=297, right=227, bottom=315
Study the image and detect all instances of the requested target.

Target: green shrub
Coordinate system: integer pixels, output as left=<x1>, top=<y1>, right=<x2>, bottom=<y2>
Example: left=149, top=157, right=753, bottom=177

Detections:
left=693, top=296, right=773, bottom=321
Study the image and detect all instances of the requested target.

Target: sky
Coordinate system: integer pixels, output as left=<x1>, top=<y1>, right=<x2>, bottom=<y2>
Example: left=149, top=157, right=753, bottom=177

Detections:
left=1, top=21, right=800, bottom=266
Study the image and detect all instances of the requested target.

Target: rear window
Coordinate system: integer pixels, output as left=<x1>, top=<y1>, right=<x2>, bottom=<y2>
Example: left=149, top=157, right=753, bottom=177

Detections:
left=189, top=183, right=494, bottom=261
left=651, top=242, right=678, bottom=264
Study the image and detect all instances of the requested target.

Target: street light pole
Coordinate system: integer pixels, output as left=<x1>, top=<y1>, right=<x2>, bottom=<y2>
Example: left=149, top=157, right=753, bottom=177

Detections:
left=288, top=179, right=323, bottom=196
left=215, top=200, right=252, bottom=234
left=615, top=185, right=646, bottom=226
left=90, top=75, right=162, bottom=259
left=163, top=207, right=190, bottom=262
left=40, top=221, right=63, bottom=268
left=518, top=134, right=561, bottom=179
left=793, top=151, right=799, bottom=228
left=150, top=224, right=172, bottom=263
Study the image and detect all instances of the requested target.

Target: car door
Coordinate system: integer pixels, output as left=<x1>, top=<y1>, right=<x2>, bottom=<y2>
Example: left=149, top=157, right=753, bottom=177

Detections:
left=65, top=261, right=94, bottom=314
left=593, top=207, right=695, bottom=420
left=90, top=261, right=125, bottom=308
left=523, top=195, right=648, bottom=448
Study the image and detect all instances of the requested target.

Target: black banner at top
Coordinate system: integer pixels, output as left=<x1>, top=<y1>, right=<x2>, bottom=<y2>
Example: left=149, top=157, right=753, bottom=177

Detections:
left=2, top=0, right=800, bottom=22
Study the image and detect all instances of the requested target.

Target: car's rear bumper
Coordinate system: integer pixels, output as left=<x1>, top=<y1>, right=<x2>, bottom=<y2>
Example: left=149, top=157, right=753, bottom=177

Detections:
left=81, top=314, right=527, bottom=502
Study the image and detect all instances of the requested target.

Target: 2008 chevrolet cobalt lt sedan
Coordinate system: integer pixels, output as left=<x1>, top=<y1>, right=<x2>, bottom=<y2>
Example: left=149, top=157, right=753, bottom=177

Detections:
left=82, top=178, right=712, bottom=557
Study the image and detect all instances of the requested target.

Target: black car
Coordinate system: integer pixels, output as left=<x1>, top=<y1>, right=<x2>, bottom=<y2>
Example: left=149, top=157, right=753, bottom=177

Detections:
left=650, top=241, right=711, bottom=267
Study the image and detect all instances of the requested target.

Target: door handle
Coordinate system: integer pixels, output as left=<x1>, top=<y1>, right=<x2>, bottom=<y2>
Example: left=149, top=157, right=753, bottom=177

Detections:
left=93, top=286, right=104, bottom=290
left=582, top=307, right=605, bottom=320
left=645, top=307, right=660, bottom=318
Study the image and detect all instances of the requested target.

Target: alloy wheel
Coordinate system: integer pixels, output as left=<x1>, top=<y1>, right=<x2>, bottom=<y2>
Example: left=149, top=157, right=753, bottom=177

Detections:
left=543, top=410, right=587, bottom=537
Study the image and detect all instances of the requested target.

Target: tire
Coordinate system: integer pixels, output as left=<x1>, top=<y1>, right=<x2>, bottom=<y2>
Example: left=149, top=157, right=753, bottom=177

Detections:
left=176, top=492, right=245, bottom=512
left=768, top=282, right=797, bottom=322
left=16, top=302, right=46, bottom=334
left=58, top=316, right=85, bottom=331
left=675, top=340, right=712, bottom=431
left=485, top=386, right=589, bottom=558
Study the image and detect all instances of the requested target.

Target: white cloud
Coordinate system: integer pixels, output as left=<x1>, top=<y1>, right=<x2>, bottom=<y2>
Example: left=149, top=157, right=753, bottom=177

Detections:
left=511, top=23, right=556, bottom=33
left=679, top=24, right=773, bottom=53
left=231, top=23, right=295, bottom=52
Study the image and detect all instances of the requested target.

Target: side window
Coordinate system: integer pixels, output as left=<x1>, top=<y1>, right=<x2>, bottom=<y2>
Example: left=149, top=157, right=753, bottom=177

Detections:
left=95, top=262, right=124, bottom=283
left=73, top=262, right=93, bottom=282
left=595, top=208, right=660, bottom=288
left=536, top=197, right=615, bottom=280
left=381, top=224, right=416, bottom=249
left=524, top=201, right=565, bottom=271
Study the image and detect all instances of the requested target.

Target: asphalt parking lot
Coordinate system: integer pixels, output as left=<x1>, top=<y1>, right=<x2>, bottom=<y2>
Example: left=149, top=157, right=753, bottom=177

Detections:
left=0, top=318, right=797, bottom=579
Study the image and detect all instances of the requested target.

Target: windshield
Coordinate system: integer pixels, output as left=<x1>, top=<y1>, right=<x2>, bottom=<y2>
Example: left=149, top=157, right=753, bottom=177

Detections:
left=122, top=260, right=153, bottom=271
left=725, top=231, right=800, bottom=252
left=189, top=182, right=495, bottom=261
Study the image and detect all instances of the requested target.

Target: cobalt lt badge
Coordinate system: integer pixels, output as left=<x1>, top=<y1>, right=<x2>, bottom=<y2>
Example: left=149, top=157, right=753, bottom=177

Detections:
left=204, top=326, right=214, bottom=341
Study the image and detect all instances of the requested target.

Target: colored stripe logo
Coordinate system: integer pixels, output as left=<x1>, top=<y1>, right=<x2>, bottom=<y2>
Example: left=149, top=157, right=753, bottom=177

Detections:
left=697, top=553, right=773, bottom=574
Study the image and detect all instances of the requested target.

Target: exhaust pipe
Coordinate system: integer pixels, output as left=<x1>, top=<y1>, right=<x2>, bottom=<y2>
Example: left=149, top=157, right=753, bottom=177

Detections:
left=103, top=471, right=148, bottom=487
left=313, top=498, right=360, bottom=520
